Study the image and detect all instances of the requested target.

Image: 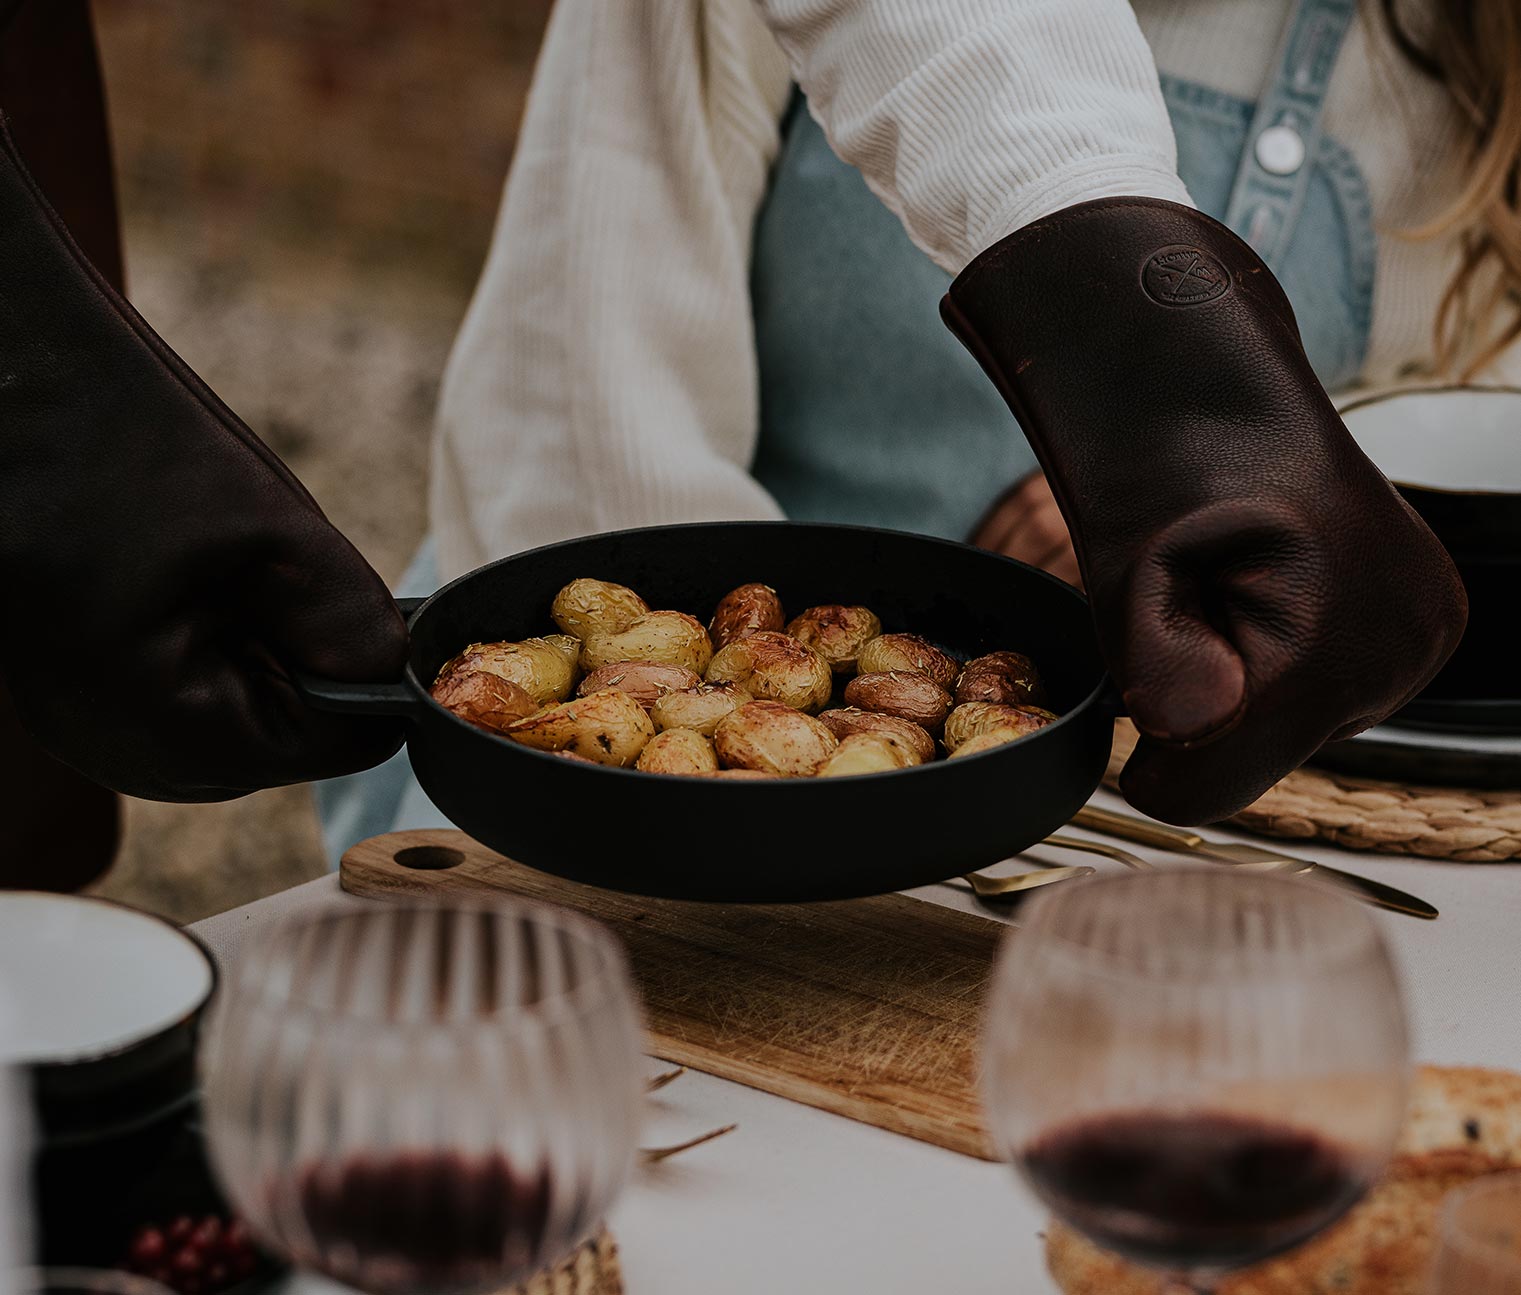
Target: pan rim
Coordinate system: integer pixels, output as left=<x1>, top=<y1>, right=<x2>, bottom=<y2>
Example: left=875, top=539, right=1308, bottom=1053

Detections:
left=401, top=520, right=1109, bottom=783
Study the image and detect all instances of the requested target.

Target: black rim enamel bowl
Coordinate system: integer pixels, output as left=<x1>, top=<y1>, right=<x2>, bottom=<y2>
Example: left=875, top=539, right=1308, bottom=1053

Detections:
left=0, top=893, right=217, bottom=1146
left=302, top=522, right=1117, bottom=902
left=1341, top=386, right=1521, bottom=731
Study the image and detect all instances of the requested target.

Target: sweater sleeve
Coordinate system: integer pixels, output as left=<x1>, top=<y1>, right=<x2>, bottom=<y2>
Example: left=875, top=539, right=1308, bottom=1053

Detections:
left=428, top=0, right=793, bottom=581
left=750, top=0, right=1194, bottom=272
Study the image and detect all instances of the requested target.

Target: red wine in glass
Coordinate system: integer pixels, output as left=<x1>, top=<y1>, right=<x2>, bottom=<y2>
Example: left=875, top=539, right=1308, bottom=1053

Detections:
left=1020, top=1111, right=1369, bottom=1273
left=275, top=1152, right=564, bottom=1295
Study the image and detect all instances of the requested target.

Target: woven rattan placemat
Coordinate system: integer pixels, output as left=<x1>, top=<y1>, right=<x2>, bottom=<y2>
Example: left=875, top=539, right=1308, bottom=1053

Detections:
left=1105, top=721, right=1521, bottom=862
left=516, top=1230, right=622, bottom=1295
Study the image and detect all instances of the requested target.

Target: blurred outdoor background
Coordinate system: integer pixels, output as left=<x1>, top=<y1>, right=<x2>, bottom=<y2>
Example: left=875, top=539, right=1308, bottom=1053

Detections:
left=87, top=0, right=554, bottom=922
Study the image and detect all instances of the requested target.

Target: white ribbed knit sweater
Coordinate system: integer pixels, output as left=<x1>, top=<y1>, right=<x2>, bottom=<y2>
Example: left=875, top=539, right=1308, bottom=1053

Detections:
left=429, top=0, right=1499, bottom=581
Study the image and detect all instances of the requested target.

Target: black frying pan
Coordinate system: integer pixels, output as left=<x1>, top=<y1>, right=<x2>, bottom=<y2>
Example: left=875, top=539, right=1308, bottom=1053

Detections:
left=300, top=522, right=1117, bottom=902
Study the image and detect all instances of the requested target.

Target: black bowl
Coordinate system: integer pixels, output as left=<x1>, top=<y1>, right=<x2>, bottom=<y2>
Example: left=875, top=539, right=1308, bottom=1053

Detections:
left=1342, top=386, right=1521, bottom=732
left=304, top=522, right=1117, bottom=901
left=0, top=894, right=221, bottom=1265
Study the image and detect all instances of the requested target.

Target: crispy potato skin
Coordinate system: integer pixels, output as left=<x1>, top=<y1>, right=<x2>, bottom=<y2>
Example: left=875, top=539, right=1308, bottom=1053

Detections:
left=635, top=727, right=720, bottom=774
left=714, top=700, right=838, bottom=776
left=709, top=583, right=785, bottom=650
left=953, top=650, right=1047, bottom=707
left=581, top=611, right=714, bottom=674
left=705, top=631, right=832, bottom=713
left=785, top=605, right=882, bottom=674
left=650, top=682, right=751, bottom=736
left=943, top=701, right=1056, bottom=752
left=856, top=634, right=959, bottom=690
left=818, top=733, right=909, bottom=777
left=428, top=672, right=539, bottom=733
left=551, top=579, right=650, bottom=639
left=843, top=671, right=953, bottom=733
left=503, top=689, right=654, bottom=766
left=817, top=707, right=935, bottom=766
left=434, top=638, right=578, bottom=705
left=577, top=660, right=703, bottom=710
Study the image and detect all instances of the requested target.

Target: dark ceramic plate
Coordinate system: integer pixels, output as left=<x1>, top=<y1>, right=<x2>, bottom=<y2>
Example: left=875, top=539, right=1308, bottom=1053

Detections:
left=1313, top=720, right=1521, bottom=789
left=1390, top=695, right=1521, bottom=736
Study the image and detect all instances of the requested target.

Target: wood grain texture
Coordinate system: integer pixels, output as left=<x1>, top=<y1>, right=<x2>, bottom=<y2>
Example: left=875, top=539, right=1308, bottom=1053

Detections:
left=341, top=830, right=1001, bottom=1159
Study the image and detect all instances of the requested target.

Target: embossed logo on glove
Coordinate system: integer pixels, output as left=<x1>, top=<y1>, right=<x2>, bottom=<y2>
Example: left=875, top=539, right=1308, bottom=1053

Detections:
left=1143, top=245, right=1231, bottom=307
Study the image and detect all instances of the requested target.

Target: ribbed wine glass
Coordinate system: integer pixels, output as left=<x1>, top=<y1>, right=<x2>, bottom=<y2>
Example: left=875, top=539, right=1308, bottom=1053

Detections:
left=982, top=868, right=1409, bottom=1294
left=200, top=902, right=645, bottom=1295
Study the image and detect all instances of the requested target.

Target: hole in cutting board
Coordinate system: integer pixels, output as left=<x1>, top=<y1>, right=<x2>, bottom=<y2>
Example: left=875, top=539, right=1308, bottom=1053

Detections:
left=393, top=845, right=465, bottom=871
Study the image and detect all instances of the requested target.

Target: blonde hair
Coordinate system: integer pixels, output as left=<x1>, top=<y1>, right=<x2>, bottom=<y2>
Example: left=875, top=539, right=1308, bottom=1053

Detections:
left=1381, top=0, right=1521, bottom=378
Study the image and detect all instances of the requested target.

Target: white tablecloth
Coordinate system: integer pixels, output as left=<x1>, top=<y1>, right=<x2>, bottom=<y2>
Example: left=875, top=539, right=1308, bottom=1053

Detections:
left=190, top=788, right=1521, bottom=1295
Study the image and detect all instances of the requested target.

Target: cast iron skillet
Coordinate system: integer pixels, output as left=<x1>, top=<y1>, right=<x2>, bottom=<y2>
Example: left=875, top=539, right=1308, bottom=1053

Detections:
left=300, top=522, right=1116, bottom=902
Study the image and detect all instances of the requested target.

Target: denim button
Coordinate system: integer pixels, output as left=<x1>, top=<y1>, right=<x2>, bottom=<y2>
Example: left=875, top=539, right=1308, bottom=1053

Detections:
left=1256, top=123, right=1306, bottom=175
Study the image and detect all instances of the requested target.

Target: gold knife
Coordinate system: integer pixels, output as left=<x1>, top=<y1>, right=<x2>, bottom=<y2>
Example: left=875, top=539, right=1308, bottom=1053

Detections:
left=1069, top=806, right=1438, bottom=920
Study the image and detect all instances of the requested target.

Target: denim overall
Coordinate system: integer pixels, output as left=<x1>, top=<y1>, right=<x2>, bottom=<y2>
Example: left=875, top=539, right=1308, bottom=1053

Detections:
left=316, top=0, right=1373, bottom=861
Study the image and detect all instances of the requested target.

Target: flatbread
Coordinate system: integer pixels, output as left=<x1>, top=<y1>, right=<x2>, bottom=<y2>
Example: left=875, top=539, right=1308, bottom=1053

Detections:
left=1044, top=1065, right=1521, bottom=1295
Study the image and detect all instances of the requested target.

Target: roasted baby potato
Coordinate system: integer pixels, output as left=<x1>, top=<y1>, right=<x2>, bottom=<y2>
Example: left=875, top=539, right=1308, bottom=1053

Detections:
left=635, top=727, right=720, bottom=775
left=817, top=733, right=909, bottom=777
left=577, top=660, right=703, bottom=710
left=709, top=583, right=786, bottom=649
left=580, top=611, right=714, bottom=674
left=953, top=650, right=1047, bottom=707
left=429, top=671, right=539, bottom=734
left=433, top=638, right=578, bottom=706
left=705, top=631, right=832, bottom=713
left=544, top=634, right=583, bottom=669
left=856, top=633, right=960, bottom=690
left=785, top=605, right=882, bottom=674
left=843, top=671, right=953, bottom=733
left=714, top=701, right=838, bottom=776
left=817, top=707, right=936, bottom=766
left=504, top=689, right=654, bottom=766
left=649, top=682, right=751, bottom=737
left=942, top=701, right=1057, bottom=752
left=947, top=728, right=1028, bottom=758
left=551, top=578, right=650, bottom=640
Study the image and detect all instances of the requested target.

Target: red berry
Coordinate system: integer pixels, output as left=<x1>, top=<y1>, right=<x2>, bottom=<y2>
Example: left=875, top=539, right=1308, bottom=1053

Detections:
left=172, top=1249, right=204, bottom=1278
left=204, top=1264, right=229, bottom=1289
left=222, top=1219, right=251, bottom=1253
left=128, top=1227, right=168, bottom=1267
left=168, top=1216, right=196, bottom=1244
left=191, top=1219, right=222, bottom=1252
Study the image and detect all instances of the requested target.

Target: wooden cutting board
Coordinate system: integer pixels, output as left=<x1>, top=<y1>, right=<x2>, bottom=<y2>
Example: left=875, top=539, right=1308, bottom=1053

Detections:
left=341, top=830, right=1005, bottom=1160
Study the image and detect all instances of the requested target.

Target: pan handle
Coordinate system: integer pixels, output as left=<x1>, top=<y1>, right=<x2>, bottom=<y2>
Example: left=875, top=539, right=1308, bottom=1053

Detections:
left=290, top=594, right=432, bottom=717
left=293, top=675, right=419, bottom=716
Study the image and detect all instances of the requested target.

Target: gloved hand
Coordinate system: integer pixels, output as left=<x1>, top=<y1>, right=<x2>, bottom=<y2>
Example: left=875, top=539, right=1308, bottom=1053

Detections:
left=943, top=197, right=1466, bottom=824
left=0, top=116, right=408, bottom=801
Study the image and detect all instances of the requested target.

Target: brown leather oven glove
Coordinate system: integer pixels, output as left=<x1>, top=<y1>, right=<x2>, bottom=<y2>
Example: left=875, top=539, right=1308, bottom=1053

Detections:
left=943, top=197, right=1466, bottom=824
left=0, top=117, right=408, bottom=801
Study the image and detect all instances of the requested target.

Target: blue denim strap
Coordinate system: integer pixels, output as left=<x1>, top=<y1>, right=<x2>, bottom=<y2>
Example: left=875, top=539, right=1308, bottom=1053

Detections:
left=1223, top=0, right=1358, bottom=267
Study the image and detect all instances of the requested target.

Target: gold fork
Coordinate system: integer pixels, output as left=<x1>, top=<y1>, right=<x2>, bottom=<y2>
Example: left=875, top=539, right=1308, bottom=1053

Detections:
left=1037, top=832, right=1157, bottom=871
left=640, top=1067, right=736, bottom=1163
left=963, top=831, right=1159, bottom=900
